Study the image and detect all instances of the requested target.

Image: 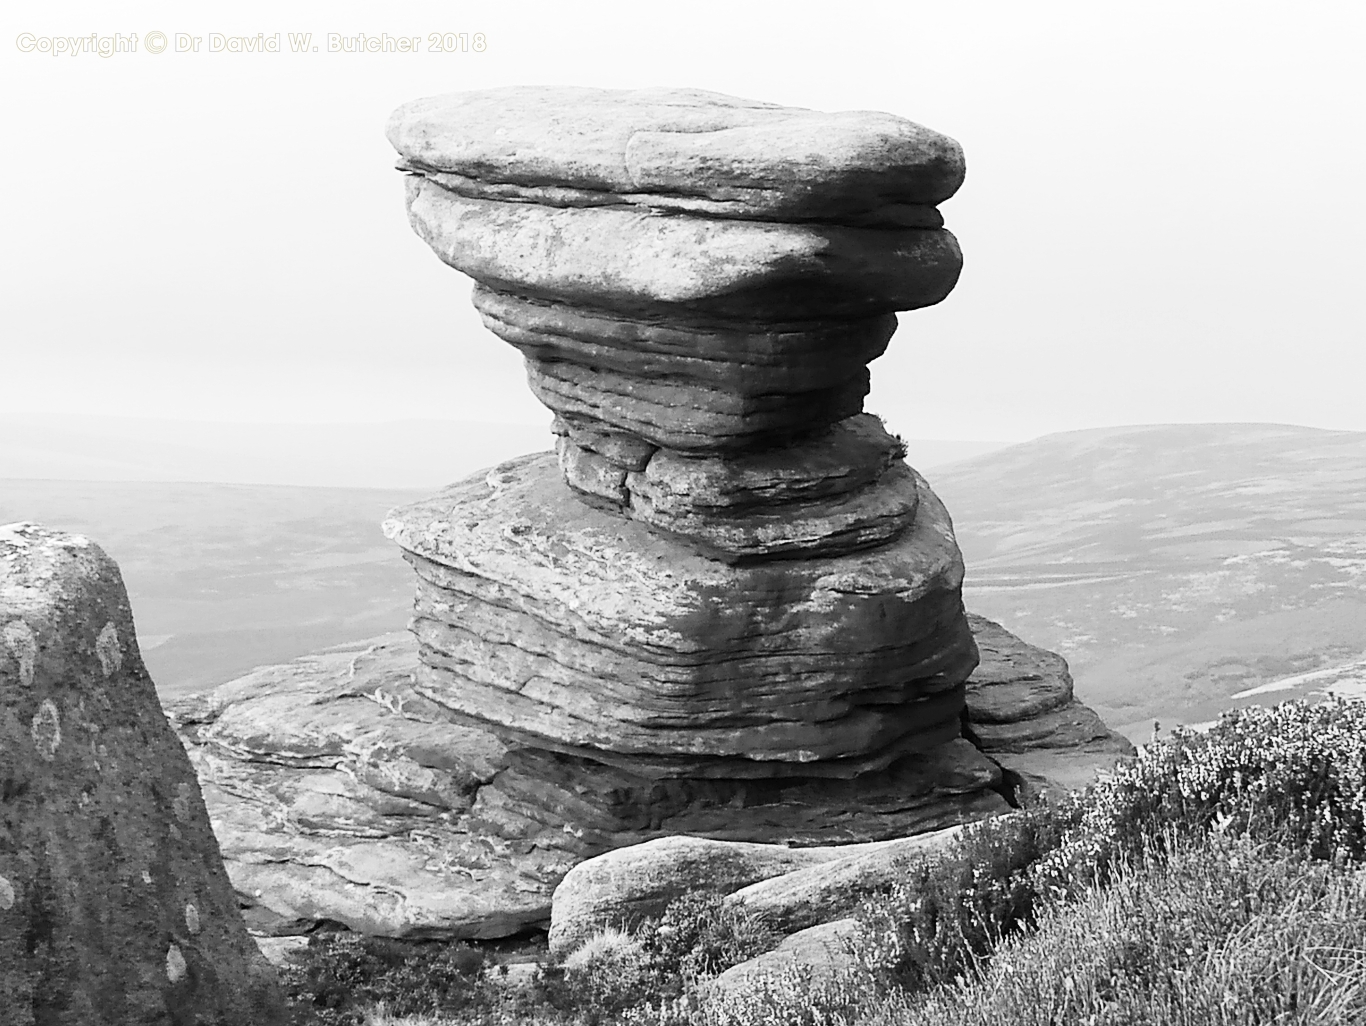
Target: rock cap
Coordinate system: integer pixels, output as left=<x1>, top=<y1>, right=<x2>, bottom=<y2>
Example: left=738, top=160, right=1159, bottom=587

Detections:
left=388, top=85, right=966, bottom=224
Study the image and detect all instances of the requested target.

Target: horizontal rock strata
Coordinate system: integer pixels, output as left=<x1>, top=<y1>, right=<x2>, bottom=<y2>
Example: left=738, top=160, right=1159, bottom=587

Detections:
left=963, top=614, right=1136, bottom=800
left=406, top=183, right=962, bottom=319
left=173, top=616, right=1126, bottom=941
left=391, top=85, right=968, bottom=562
left=171, top=634, right=1009, bottom=941
left=384, top=452, right=975, bottom=770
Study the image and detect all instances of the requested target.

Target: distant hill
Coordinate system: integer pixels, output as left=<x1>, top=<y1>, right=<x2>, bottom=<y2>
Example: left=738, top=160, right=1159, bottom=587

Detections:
left=0, top=415, right=554, bottom=489
left=0, top=479, right=422, bottom=698
left=926, top=423, right=1366, bottom=743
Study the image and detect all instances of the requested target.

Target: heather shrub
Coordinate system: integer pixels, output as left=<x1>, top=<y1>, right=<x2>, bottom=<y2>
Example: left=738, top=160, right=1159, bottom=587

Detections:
left=879, top=830, right=1366, bottom=1026
left=1032, top=697, right=1366, bottom=902
left=280, top=933, right=489, bottom=1024
left=644, top=891, right=780, bottom=981
left=544, top=927, right=660, bottom=1024
left=532, top=891, right=779, bottom=1024
left=857, top=698, right=1366, bottom=996
left=856, top=801, right=1078, bottom=991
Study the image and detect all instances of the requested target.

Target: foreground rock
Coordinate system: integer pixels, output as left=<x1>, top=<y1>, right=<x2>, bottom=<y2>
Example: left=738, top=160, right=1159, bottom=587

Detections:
left=0, top=522, right=284, bottom=1026
left=704, top=918, right=862, bottom=1005
left=548, top=827, right=961, bottom=957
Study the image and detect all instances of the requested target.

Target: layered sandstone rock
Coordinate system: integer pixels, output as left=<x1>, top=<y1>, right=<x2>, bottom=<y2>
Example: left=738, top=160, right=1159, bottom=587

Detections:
left=963, top=614, right=1136, bottom=801
left=170, top=613, right=1132, bottom=942
left=383, top=87, right=983, bottom=804
left=170, top=633, right=1005, bottom=941
left=0, top=522, right=284, bottom=1026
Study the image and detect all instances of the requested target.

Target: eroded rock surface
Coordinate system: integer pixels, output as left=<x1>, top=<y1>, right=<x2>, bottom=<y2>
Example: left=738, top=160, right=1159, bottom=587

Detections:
left=387, top=86, right=966, bottom=222
left=171, top=633, right=1006, bottom=941
left=0, top=522, right=284, bottom=1026
left=383, top=452, right=975, bottom=771
left=169, top=615, right=1131, bottom=942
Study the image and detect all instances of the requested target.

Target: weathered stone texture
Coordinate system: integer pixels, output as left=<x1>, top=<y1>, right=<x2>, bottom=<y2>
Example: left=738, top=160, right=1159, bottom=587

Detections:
left=384, top=452, right=975, bottom=768
left=0, top=522, right=284, bottom=1026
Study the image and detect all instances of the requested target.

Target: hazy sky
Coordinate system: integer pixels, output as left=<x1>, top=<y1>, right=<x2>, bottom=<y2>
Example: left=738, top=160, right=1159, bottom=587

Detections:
left=4, top=0, right=1364, bottom=443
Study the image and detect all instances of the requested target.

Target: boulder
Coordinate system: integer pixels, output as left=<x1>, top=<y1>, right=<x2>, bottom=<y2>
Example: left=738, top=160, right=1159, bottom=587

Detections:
left=549, top=826, right=960, bottom=957
left=0, top=522, right=285, bottom=1026
left=722, top=826, right=961, bottom=936
left=963, top=614, right=1135, bottom=801
left=547, top=836, right=848, bottom=956
left=703, top=917, right=862, bottom=1006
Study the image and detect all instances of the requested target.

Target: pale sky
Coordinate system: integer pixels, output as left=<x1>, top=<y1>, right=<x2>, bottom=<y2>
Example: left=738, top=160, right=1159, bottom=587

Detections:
left=3, top=0, right=1364, bottom=443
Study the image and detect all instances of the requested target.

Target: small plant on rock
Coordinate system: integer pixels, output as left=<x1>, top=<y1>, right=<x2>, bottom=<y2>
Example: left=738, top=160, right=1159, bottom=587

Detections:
left=644, top=891, right=781, bottom=982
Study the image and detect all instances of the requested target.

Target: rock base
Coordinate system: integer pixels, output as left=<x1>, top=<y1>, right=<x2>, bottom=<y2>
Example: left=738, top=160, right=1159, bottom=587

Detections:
left=170, top=614, right=1130, bottom=941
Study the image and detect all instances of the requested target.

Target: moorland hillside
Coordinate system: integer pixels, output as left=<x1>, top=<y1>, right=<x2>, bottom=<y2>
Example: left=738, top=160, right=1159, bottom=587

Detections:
left=930, top=422, right=1366, bottom=741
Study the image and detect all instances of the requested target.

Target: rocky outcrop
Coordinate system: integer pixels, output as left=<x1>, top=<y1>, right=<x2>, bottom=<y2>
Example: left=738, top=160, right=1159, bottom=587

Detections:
left=149, top=87, right=1134, bottom=949
left=170, top=633, right=1006, bottom=941
left=963, top=614, right=1136, bottom=801
left=380, top=85, right=999, bottom=860
left=0, top=522, right=285, bottom=1026
left=169, top=614, right=1131, bottom=942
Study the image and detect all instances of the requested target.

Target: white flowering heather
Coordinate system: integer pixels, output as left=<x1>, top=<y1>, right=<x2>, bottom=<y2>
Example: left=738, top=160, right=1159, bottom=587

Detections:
left=1033, top=697, right=1366, bottom=898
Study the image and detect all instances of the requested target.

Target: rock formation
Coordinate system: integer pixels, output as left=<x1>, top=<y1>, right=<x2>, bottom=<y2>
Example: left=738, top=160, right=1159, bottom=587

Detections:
left=382, top=84, right=1000, bottom=838
left=0, top=522, right=285, bottom=1026
left=160, top=86, right=1132, bottom=945
left=963, top=614, right=1136, bottom=802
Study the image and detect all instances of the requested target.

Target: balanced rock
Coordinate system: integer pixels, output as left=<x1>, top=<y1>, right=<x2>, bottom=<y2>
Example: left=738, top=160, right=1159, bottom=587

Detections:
left=0, top=523, right=284, bottom=1026
left=383, top=86, right=982, bottom=809
left=347, top=83, right=1135, bottom=944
